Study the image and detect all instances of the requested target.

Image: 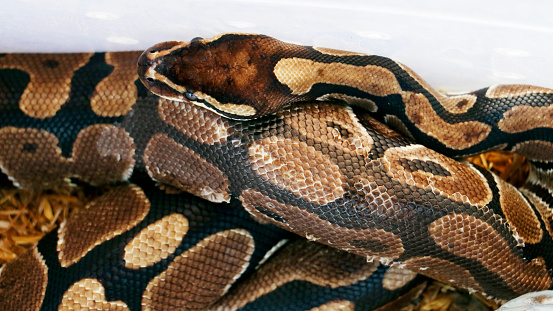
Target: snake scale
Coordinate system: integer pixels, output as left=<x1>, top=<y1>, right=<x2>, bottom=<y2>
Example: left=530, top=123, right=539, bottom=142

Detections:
left=0, top=33, right=552, bottom=310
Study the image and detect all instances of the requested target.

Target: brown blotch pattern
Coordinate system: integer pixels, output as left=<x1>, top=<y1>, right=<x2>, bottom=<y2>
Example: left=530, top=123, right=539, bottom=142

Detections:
left=71, top=124, right=136, bottom=185
left=485, top=84, right=553, bottom=98
left=403, top=91, right=491, bottom=149
left=124, top=213, right=189, bottom=269
left=314, top=46, right=368, bottom=57
left=0, top=247, right=47, bottom=311
left=0, top=125, right=135, bottom=189
left=0, top=127, right=69, bottom=189
left=429, top=213, right=551, bottom=295
left=57, top=185, right=150, bottom=267
left=403, top=256, right=485, bottom=293
left=521, top=189, right=553, bottom=242
left=381, top=265, right=418, bottom=291
left=274, top=58, right=403, bottom=97
left=511, top=140, right=553, bottom=161
left=212, top=239, right=377, bottom=311
left=383, top=114, right=415, bottom=141
left=249, top=136, right=346, bottom=205
left=59, top=278, right=129, bottom=311
left=384, top=145, right=493, bottom=206
left=0, top=53, right=93, bottom=118
left=317, top=93, right=378, bottom=112
left=158, top=99, right=230, bottom=144
left=91, top=51, right=142, bottom=117
left=397, top=63, right=478, bottom=114
left=144, top=133, right=230, bottom=202
left=142, top=229, right=254, bottom=311
left=493, top=175, right=542, bottom=244
left=240, top=189, right=404, bottom=260
left=498, top=105, right=553, bottom=133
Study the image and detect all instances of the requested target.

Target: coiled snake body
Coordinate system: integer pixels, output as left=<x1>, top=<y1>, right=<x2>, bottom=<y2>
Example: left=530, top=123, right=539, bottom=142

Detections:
left=0, top=33, right=553, bottom=310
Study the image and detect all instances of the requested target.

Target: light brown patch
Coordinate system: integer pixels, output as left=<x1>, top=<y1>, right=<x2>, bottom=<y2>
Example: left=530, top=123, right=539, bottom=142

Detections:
left=493, top=175, right=542, bottom=244
left=0, top=53, right=93, bottom=118
left=212, top=239, right=376, bottom=311
left=59, top=278, right=129, bottom=311
left=0, top=247, right=47, bottom=311
left=308, top=300, right=355, bottom=311
left=282, top=103, right=374, bottom=157
left=158, top=99, right=230, bottom=144
left=240, top=189, right=404, bottom=261
left=124, top=213, right=189, bottom=269
left=403, top=256, right=485, bottom=293
left=314, top=46, right=368, bottom=57
left=249, top=136, right=346, bottom=205
left=383, top=114, right=415, bottom=141
left=197, top=92, right=257, bottom=117
left=144, top=133, right=230, bottom=202
left=274, top=58, right=403, bottom=96
left=429, top=213, right=551, bottom=295
left=397, top=62, right=477, bottom=114
left=317, top=93, right=378, bottom=112
left=384, top=145, right=493, bottom=206
left=498, top=105, right=553, bottom=133
left=0, top=127, right=69, bottom=189
left=520, top=189, right=553, bottom=241
left=382, top=265, right=418, bottom=290
left=91, top=51, right=142, bottom=117
left=142, top=229, right=254, bottom=311
left=57, top=185, right=150, bottom=267
left=403, top=91, right=491, bottom=149
left=485, top=84, right=553, bottom=98
left=511, top=141, right=553, bottom=161
left=71, top=125, right=136, bottom=185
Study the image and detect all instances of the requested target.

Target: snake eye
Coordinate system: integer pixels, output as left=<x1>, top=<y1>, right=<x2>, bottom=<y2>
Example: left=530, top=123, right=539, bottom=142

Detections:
left=184, top=90, right=198, bottom=101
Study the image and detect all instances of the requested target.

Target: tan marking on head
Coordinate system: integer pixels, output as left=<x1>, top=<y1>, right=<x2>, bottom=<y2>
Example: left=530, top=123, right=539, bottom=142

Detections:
left=313, top=46, right=368, bottom=57
left=429, top=213, right=551, bottom=295
left=521, top=188, right=553, bottom=241
left=274, top=58, right=402, bottom=96
left=71, top=125, right=136, bottom=185
left=158, top=99, right=230, bottom=144
left=493, top=174, right=542, bottom=244
left=498, top=105, right=553, bottom=133
left=0, top=127, right=69, bottom=189
left=240, top=189, right=404, bottom=260
left=124, top=213, right=189, bottom=269
left=144, top=133, right=230, bottom=202
left=381, top=265, right=417, bottom=291
left=196, top=92, right=257, bottom=117
left=383, top=115, right=415, bottom=141
left=384, top=145, right=493, bottom=206
left=212, top=239, right=376, bottom=310
left=403, top=256, right=485, bottom=293
left=511, top=140, right=553, bottom=161
left=57, top=185, right=150, bottom=267
left=397, top=62, right=477, bottom=114
left=485, top=84, right=553, bottom=98
left=0, top=247, right=47, bottom=311
left=60, top=278, right=129, bottom=310
left=0, top=53, right=93, bottom=118
left=308, top=300, right=355, bottom=311
left=249, top=136, right=346, bottom=205
left=142, top=229, right=254, bottom=311
left=91, top=51, right=142, bottom=117
left=317, top=93, right=378, bottom=112
left=403, top=91, right=491, bottom=149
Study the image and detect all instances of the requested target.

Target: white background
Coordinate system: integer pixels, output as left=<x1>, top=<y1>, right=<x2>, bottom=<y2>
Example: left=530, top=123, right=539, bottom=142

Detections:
left=2, top=0, right=553, bottom=93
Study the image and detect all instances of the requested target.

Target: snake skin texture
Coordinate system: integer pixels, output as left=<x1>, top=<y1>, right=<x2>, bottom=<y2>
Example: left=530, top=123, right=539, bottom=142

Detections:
left=137, top=34, right=553, bottom=300
left=0, top=51, right=424, bottom=311
left=0, top=32, right=553, bottom=309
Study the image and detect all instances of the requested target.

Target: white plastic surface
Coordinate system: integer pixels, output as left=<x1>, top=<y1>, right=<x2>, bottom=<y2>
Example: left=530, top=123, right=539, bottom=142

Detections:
left=2, top=0, right=553, bottom=92
left=498, top=291, right=553, bottom=311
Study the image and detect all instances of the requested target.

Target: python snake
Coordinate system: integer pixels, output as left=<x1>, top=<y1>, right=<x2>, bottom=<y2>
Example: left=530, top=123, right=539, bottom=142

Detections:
left=0, top=33, right=552, bottom=310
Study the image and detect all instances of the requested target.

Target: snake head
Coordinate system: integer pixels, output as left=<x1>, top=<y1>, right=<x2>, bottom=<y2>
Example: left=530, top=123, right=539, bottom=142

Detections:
left=137, top=33, right=303, bottom=119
